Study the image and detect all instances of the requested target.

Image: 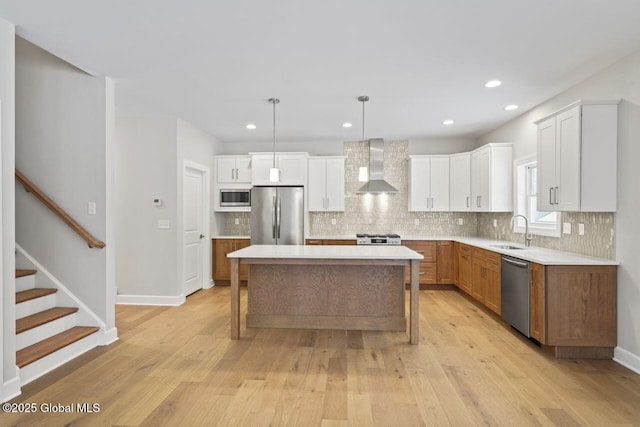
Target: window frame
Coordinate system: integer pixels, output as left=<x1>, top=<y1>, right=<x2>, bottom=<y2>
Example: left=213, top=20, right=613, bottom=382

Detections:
left=513, top=154, right=561, bottom=238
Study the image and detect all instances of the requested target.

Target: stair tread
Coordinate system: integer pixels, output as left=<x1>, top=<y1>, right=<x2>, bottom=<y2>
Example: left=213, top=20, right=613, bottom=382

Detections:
left=16, top=326, right=100, bottom=368
left=16, top=307, right=79, bottom=334
left=16, top=288, right=57, bottom=304
left=16, top=269, right=37, bottom=278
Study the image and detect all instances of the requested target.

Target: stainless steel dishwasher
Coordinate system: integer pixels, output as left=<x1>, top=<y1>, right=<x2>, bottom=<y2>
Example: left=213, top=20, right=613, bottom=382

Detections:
left=501, top=255, right=530, bottom=337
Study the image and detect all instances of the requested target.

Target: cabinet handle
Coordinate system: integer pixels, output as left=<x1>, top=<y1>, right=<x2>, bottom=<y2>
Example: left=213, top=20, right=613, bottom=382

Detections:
left=431, top=197, right=434, bottom=210
left=549, top=187, right=553, bottom=205
left=416, top=250, right=425, bottom=254
left=476, top=196, right=480, bottom=208
left=466, top=196, right=469, bottom=208
left=555, top=186, right=559, bottom=205
left=419, top=272, right=425, bottom=275
left=326, top=197, right=329, bottom=209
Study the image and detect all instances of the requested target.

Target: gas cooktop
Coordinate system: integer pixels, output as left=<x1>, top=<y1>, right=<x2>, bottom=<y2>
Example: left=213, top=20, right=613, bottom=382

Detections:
left=356, top=234, right=402, bottom=245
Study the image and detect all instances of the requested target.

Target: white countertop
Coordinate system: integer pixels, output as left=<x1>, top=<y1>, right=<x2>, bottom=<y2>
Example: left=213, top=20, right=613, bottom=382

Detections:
left=227, top=244, right=424, bottom=260
left=305, top=235, right=618, bottom=266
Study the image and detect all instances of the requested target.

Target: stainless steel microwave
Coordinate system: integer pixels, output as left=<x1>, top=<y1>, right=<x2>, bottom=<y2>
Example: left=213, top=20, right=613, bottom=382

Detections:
left=220, top=189, right=251, bottom=207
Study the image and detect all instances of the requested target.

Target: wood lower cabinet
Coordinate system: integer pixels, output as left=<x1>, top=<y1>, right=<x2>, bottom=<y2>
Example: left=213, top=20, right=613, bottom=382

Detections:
left=545, top=265, right=616, bottom=348
left=305, top=239, right=356, bottom=245
left=403, top=241, right=437, bottom=284
left=436, top=241, right=454, bottom=284
left=470, top=247, right=501, bottom=315
left=529, top=262, right=545, bottom=342
left=213, top=238, right=250, bottom=282
left=455, top=243, right=472, bottom=293
left=529, top=263, right=616, bottom=357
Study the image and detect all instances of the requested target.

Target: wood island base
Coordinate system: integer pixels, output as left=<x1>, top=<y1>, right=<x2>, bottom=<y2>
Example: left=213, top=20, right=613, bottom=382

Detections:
left=228, top=247, right=422, bottom=345
left=246, top=263, right=406, bottom=332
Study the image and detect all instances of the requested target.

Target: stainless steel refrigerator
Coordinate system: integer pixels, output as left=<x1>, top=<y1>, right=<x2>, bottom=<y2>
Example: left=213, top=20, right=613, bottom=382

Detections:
left=250, top=186, right=304, bottom=245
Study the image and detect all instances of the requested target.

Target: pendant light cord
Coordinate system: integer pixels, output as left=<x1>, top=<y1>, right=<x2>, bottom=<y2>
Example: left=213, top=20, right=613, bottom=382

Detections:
left=358, top=95, right=369, bottom=143
left=269, top=98, right=279, bottom=168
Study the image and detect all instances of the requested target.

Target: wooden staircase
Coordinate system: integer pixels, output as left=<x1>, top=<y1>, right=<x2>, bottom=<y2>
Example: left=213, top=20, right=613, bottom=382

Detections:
left=15, top=269, right=100, bottom=384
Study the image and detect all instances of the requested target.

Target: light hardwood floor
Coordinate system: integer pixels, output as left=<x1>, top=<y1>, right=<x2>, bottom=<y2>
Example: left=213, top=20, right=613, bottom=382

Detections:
left=5, top=287, right=640, bottom=426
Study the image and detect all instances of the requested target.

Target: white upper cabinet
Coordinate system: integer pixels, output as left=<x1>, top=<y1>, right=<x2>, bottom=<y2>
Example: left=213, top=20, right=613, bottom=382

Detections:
left=408, top=156, right=450, bottom=212
left=470, top=143, right=513, bottom=212
left=216, top=155, right=251, bottom=184
left=449, top=153, right=471, bottom=211
left=308, top=157, right=345, bottom=212
left=535, top=100, right=618, bottom=212
left=251, top=153, right=308, bottom=186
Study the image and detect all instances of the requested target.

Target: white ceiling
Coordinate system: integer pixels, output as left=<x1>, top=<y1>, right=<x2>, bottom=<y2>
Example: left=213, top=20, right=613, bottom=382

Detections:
left=2, top=1, right=640, bottom=144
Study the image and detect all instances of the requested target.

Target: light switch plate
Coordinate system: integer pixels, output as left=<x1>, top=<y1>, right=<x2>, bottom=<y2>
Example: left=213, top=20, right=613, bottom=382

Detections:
left=579, top=223, right=585, bottom=235
left=414, top=219, right=420, bottom=226
left=88, top=202, right=96, bottom=215
left=493, top=219, right=497, bottom=228
left=234, top=218, right=240, bottom=225
left=458, top=218, right=464, bottom=225
left=563, top=222, right=571, bottom=234
left=331, top=218, right=337, bottom=225
left=157, top=219, right=170, bottom=229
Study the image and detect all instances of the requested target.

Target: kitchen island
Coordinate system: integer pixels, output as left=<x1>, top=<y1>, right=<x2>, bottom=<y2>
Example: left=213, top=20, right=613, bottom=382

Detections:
left=227, top=245, right=424, bottom=344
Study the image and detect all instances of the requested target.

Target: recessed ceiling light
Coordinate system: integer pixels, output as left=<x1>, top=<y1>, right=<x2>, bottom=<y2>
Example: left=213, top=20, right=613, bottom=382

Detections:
left=485, top=80, right=502, bottom=88
left=505, top=104, right=519, bottom=111
left=443, top=119, right=454, bottom=126
left=246, top=124, right=256, bottom=130
left=342, top=122, right=353, bottom=128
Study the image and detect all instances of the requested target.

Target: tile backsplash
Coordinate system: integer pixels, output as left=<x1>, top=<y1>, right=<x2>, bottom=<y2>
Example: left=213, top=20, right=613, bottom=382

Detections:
left=477, top=211, right=615, bottom=259
left=219, top=141, right=616, bottom=260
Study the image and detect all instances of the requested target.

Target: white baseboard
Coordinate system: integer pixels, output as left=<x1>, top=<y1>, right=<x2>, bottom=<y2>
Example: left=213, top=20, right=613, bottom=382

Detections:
left=2, top=373, right=22, bottom=403
left=204, top=279, right=214, bottom=289
left=614, top=346, right=640, bottom=374
left=101, top=327, right=119, bottom=345
left=116, top=294, right=185, bottom=306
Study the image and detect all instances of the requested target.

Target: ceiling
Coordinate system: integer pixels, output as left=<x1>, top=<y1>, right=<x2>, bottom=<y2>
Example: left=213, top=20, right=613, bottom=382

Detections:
left=2, top=1, right=640, bottom=144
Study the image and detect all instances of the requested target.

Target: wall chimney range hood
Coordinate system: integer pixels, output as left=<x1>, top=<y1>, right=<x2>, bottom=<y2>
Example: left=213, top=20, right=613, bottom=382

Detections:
left=356, top=138, right=398, bottom=194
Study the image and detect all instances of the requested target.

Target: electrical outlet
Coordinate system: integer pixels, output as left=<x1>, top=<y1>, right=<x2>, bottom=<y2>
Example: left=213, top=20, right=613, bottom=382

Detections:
left=331, top=218, right=337, bottom=225
left=157, top=219, right=170, bottom=229
left=88, top=202, right=96, bottom=215
left=579, top=223, right=585, bottom=235
left=234, top=218, right=240, bottom=225
left=414, top=219, right=420, bottom=226
left=458, top=218, right=464, bottom=225
left=493, top=219, right=497, bottom=228
left=563, top=222, right=572, bottom=234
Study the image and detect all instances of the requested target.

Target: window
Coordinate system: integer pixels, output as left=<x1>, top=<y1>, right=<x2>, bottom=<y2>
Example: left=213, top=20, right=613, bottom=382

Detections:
left=514, top=155, right=561, bottom=238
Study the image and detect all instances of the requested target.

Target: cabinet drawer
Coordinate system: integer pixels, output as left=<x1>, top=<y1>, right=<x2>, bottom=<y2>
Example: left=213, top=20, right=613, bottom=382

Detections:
left=405, top=262, right=437, bottom=284
left=458, top=243, right=472, bottom=255
left=323, top=239, right=356, bottom=245
left=404, top=241, right=436, bottom=262
left=306, top=239, right=323, bottom=245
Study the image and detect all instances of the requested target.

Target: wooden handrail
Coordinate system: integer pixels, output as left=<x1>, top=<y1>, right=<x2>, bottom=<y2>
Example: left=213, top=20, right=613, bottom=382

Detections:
left=15, top=169, right=106, bottom=249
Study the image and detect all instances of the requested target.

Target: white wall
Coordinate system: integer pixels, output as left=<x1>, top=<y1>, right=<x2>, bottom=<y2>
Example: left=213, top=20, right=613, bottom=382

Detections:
left=115, top=117, right=220, bottom=302
left=115, top=117, right=179, bottom=300
left=14, top=37, right=113, bottom=330
left=0, top=16, right=18, bottom=402
left=479, top=49, right=640, bottom=371
left=408, top=138, right=480, bottom=155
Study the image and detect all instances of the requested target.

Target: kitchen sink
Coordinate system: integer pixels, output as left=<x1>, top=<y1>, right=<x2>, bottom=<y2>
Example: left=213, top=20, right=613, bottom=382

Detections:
left=490, top=244, right=525, bottom=250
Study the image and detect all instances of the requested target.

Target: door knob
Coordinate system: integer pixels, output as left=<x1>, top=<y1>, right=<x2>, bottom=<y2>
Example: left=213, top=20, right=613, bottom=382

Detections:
left=199, top=234, right=205, bottom=239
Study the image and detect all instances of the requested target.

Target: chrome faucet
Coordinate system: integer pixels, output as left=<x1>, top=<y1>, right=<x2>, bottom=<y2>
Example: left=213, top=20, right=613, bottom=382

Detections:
left=510, top=214, right=533, bottom=247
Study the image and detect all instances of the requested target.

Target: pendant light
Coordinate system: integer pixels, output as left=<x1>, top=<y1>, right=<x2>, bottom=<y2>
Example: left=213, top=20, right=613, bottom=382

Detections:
left=269, top=98, right=280, bottom=183
left=358, top=95, right=369, bottom=182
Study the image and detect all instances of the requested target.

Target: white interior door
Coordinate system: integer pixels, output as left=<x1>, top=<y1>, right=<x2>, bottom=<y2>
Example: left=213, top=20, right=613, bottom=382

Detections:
left=183, top=165, right=205, bottom=296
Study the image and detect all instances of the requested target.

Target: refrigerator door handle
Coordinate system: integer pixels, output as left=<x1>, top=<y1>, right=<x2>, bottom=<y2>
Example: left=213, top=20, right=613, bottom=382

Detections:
left=272, top=195, right=277, bottom=239
left=277, top=196, right=282, bottom=238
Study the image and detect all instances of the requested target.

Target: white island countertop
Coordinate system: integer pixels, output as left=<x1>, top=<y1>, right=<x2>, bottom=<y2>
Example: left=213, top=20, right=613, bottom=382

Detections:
left=227, top=244, right=424, bottom=260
